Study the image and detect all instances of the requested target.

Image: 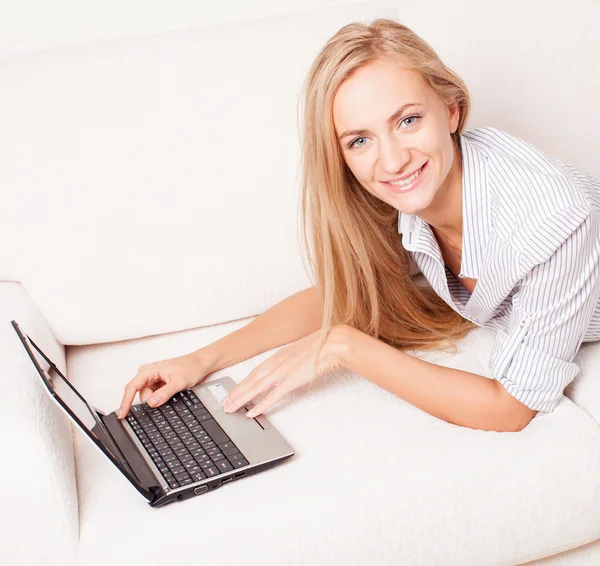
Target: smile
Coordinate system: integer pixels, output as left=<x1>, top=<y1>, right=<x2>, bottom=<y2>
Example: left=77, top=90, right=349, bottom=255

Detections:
left=382, top=161, right=429, bottom=194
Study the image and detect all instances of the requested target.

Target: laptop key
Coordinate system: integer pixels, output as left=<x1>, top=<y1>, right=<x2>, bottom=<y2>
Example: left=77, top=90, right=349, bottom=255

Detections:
left=212, top=454, right=225, bottom=462
left=216, top=460, right=233, bottom=472
left=191, top=406, right=209, bottom=417
left=195, top=413, right=213, bottom=422
left=191, top=471, right=206, bottom=481
left=221, top=446, right=240, bottom=457
left=204, top=467, right=220, bottom=477
left=173, top=471, right=190, bottom=482
left=228, top=453, right=244, bottom=462
left=231, top=459, right=249, bottom=468
left=180, top=477, right=193, bottom=486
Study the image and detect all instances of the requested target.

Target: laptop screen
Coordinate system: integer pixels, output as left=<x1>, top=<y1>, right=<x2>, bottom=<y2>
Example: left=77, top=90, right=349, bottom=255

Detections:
left=23, top=332, right=104, bottom=443
left=12, top=320, right=157, bottom=501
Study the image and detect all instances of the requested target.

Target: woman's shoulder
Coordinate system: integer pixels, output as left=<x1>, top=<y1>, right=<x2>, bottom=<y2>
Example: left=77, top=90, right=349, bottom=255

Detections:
left=461, top=126, right=598, bottom=219
left=462, top=126, right=598, bottom=183
left=462, top=126, right=564, bottom=172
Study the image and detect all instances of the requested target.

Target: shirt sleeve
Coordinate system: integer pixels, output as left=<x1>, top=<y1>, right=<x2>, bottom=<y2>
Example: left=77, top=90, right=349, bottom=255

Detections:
left=489, top=210, right=600, bottom=413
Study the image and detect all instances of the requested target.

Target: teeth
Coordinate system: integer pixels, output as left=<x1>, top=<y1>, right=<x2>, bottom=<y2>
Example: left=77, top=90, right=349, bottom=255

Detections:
left=388, top=165, right=424, bottom=186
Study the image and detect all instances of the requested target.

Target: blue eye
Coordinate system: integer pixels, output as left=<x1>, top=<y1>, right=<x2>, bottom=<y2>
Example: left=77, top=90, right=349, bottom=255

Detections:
left=347, top=114, right=422, bottom=150
left=348, top=137, right=367, bottom=149
left=401, top=115, right=421, bottom=128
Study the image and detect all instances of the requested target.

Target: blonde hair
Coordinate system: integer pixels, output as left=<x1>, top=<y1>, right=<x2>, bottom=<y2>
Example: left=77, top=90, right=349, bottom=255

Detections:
left=298, top=18, right=478, bottom=375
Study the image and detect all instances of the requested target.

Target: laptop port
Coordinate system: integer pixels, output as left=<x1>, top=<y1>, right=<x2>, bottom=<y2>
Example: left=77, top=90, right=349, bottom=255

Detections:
left=194, top=485, right=208, bottom=495
left=220, top=476, right=233, bottom=484
left=235, top=472, right=246, bottom=478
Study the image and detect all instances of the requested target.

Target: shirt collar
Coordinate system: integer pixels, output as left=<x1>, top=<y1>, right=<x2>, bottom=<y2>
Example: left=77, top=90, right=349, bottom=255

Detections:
left=397, top=132, right=492, bottom=279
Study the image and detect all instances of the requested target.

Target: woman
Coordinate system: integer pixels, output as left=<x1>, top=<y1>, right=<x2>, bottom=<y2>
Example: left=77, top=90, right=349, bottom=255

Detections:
left=117, top=18, right=600, bottom=432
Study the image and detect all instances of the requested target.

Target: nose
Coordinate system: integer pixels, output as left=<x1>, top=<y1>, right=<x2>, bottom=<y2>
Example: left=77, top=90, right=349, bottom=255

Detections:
left=378, top=136, right=411, bottom=177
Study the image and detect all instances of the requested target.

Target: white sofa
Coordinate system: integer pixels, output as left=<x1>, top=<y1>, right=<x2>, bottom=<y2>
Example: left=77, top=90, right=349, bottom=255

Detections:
left=2, top=2, right=600, bottom=565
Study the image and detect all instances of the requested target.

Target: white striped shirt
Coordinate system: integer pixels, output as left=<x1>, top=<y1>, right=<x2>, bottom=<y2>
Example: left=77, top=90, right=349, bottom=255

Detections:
left=398, top=127, right=600, bottom=412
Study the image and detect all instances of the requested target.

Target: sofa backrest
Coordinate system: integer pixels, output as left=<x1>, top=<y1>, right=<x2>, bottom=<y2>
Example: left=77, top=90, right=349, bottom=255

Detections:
left=2, top=1, right=599, bottom=345
left=0, top=2, right=395, bottom=344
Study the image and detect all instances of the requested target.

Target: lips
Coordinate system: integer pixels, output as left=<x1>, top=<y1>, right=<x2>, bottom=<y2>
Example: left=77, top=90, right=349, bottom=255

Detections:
left=382, top=160, right=429, bottom=194
left=384, top=162, right=427, bottom=183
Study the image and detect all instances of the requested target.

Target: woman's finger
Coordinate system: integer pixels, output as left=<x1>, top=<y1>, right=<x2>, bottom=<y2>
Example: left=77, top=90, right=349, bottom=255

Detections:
left=225, top=369, right=280, bottom=413
left=225, top=349, right=289, bottom=410
left=223, top=363, right=267, bottom=408
left=118, top=373, right=153, bottom=418
left=139, top=386, right=155, bottom=403
left=139, top=375, right=164, bottom=402
left=245, top=382, right=287, bottom=418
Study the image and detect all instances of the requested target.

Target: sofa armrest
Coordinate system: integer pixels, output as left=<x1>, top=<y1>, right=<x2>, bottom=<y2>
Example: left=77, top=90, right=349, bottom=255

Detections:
left=0, top=282, right=78, bottom=566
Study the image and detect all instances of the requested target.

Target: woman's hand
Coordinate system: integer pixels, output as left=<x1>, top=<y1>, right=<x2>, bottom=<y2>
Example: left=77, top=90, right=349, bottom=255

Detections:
left=116, top=351, right=212, bottom=419
left=222, top=325, right=350, bottom=418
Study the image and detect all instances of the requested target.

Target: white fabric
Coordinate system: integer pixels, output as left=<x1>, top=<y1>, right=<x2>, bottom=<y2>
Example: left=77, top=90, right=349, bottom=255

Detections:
left=0, top=282, right=78, bottom=566
left=0, top=2, right=395, bottom=346
left=66, top=318, right=600, bottom=566
left=529, top=539, right=600, bottom=566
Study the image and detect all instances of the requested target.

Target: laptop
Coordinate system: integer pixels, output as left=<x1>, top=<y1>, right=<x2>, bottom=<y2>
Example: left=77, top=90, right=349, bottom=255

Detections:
left=12, top=320, right=295, bottom=507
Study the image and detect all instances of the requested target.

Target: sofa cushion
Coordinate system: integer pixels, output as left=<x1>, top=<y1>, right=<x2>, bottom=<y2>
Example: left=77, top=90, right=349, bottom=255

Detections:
left=67, top=320, right=600, bottom=566
left=0, top=2, right=397, bottom=345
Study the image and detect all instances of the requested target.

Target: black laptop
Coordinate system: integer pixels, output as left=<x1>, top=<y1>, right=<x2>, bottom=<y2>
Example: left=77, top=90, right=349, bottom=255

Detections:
left=12, top=320, right=295, bottom=507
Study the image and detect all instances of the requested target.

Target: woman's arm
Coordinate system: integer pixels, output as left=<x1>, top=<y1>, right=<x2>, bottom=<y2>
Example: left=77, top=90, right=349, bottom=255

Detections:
left=197, top=286, right=323, bottom=373
left=332, top=325, right=537, bottom=432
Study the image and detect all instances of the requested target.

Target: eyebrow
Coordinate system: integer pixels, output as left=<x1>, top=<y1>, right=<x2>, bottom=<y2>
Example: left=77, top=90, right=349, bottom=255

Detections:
left=338, top=102, right=423, bottom=141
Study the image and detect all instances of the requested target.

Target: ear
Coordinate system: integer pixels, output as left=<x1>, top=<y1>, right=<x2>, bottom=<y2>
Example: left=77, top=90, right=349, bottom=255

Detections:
left=448, top=103, right=460, bottom=134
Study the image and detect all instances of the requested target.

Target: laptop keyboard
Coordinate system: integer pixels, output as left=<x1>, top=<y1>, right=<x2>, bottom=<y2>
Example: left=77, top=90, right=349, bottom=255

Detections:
left=125, top=389, right=249, bottom=489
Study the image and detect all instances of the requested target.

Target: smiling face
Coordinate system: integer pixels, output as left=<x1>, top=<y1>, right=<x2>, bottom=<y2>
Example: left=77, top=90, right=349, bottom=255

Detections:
left=333, top=56, right=462, bottom=227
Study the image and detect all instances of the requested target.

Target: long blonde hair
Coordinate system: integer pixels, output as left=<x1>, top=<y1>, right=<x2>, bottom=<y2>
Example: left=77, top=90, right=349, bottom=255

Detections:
left=298, top=18, right=478, bottom=373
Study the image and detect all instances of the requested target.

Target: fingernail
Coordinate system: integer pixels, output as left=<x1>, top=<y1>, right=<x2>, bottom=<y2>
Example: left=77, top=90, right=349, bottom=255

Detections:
left=246, top=410, right=256, bottom=418
left=149, top=396, right=158, bottom=407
